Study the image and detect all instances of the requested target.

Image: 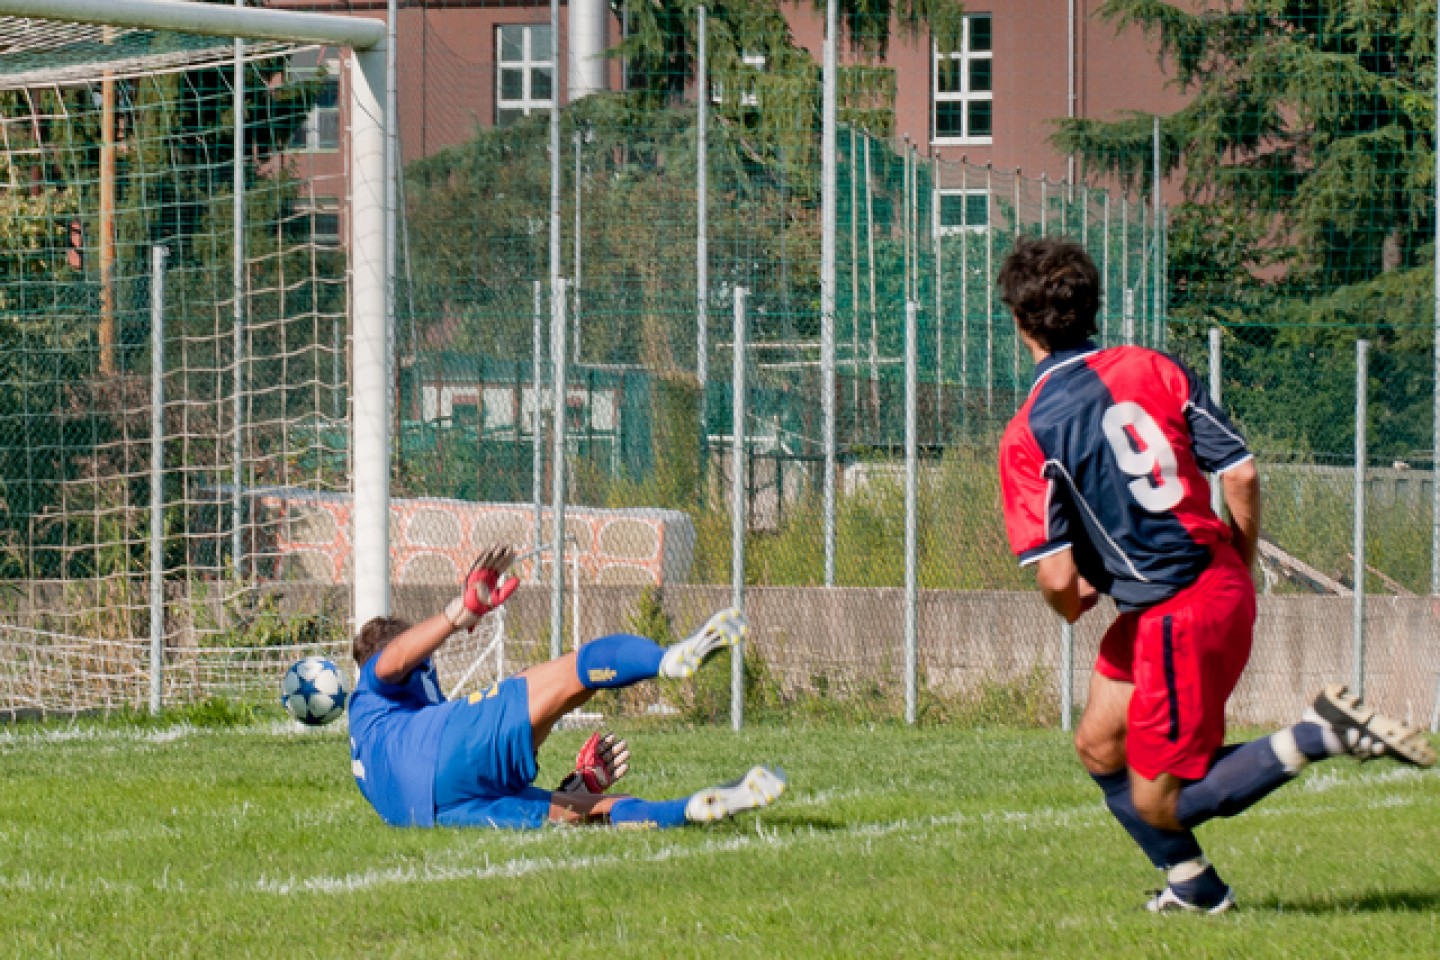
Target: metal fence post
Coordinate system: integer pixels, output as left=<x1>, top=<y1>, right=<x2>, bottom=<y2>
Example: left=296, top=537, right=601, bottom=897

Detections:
left=149, top=245, right=169, bottom=715
left=550, top=278, right=569, bottom=660
left=1354, top=338, right=1369, bottom=697
left=732, top=286, right=749, bottom=731
left=904, top=300, right=919, bottom=725
left=1209, top=327, right=1224, bottom=516
left=696, top=3, right=709, bottom=483
left=230, top=10, right=246, bottom=581
left=821, top=0, right=838, bottom=588
left=532, top=279, right=544, bottom=581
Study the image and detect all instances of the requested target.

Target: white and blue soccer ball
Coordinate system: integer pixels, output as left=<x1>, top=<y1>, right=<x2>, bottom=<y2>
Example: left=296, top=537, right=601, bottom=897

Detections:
left=280, top=656, right=349, bottom=726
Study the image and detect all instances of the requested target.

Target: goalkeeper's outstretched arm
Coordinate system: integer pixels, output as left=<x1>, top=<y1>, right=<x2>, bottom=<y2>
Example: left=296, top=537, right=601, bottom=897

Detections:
left=373, top=613, right=464, bottom=684
left=373, top=546, right=518, bottom=683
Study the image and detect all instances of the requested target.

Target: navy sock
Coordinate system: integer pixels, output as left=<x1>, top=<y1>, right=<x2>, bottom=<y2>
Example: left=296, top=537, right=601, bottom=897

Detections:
left=1092, top=770, right=1204, bottom=869
left=1169, top=865, right=1231, bottom=906
left=575, top=633, right=665, bottom=690
left=608, top=797, right=689, bottom=829
left=1292, top=721, right=1333, bottom=762
left=1176, top=738, right=1293, bottom=829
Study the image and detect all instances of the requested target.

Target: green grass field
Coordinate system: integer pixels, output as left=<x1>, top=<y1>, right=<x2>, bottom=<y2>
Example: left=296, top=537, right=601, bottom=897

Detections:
left=4, top=717, right=1440, bottom=958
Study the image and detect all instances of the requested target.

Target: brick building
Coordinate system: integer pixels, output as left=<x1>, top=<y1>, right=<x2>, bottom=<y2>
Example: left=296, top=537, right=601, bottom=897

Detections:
left=264, top=0, right=1190, bottom=233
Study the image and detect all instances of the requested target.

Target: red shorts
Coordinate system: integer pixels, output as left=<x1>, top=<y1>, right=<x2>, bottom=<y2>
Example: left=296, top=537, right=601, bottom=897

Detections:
left=1095, top=542, right=1256, bottom=781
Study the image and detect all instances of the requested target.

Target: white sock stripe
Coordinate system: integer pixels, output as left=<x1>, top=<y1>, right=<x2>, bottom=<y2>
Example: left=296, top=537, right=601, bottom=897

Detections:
left=1271, top=727, right=1309, bottom=775
left=1166, top=857, right=1210, bottom=884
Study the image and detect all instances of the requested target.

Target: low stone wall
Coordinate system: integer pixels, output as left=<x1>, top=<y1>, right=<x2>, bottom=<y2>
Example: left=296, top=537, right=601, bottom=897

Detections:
left=409, top=585, right=1440, bottom=727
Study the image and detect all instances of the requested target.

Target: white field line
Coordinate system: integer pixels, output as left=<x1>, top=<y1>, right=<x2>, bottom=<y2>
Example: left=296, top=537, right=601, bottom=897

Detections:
left=2, top=774, right=1432, bottom=896
left=253, top=780, right=1434, bottom=896
left=0, top=719, right=326, bottom=750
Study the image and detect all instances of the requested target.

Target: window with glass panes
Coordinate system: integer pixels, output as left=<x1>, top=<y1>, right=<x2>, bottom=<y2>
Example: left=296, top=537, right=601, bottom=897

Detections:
left=289, top=48, right=340, bottom=152
left=933, top=15, right=992, bottom=144
left=496, top=24, right=555, bottom=127
left=937, top=190, right=990, bottom=235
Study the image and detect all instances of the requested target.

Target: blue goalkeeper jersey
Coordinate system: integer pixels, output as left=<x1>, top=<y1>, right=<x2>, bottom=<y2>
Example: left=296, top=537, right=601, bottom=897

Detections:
left=348, top=656, right=458, bottom=827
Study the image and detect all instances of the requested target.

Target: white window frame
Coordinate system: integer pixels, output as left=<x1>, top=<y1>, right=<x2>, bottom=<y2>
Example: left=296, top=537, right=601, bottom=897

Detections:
left=495, top=24, right=555, bottom=125
left=932, top=15, right=993, bottom=146
left=936, top=188, right=990, bottom=236
left=713, top=52, right=766, bottom=108
left=303, top=194, right=342, bottom=246
left=289, top=50, right=341, bottom=154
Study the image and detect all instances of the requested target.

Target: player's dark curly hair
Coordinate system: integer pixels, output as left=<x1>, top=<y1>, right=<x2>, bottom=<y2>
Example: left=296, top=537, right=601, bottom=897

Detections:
left=998, top=236, right=1100, bottom=353
left=352, top=616, right=411, bottom=668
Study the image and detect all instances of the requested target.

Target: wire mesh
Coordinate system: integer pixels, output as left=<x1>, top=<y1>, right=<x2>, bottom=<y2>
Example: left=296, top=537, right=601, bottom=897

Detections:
left=4, top=2, right=1440, bottom=728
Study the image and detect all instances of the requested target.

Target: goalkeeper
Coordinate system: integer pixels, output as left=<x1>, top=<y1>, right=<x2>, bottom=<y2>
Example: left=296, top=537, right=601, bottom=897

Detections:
left=347, top=546, right=785, bottom=830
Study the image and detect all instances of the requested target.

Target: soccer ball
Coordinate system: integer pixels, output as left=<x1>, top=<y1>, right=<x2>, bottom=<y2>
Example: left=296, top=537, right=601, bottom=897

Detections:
left=280, top=656, right=349, bottom=726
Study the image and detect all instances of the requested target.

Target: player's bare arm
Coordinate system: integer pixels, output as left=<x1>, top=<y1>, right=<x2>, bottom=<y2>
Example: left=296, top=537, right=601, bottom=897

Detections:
left=1219, top=459, right=1261, bottom=569
left=375, top=546, right=518, bottom=683
left=1033, top=550, right=1098, bottom=624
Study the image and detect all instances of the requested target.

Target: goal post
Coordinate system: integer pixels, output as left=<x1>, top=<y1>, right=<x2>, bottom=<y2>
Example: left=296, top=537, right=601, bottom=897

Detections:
left=0, top=0, right=395, bottom=632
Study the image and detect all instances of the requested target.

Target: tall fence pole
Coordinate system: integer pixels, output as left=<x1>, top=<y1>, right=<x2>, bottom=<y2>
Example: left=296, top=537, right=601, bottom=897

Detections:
left=821, top=0, right=838, bottom=587
left=865, top=136, right=879, bottom=388
left=696, top=3, right=709, bottom=476
left=1432, top=4, right=1440, bottom=731
left=1101, top=192, right=1110, bottom=343
left=550, top=278, right=570, bottom=660
left=149, top=245, right=169, bottom=715
left=548, top=0, right=561, bottom=367
left=932, top=154, right=944, bottom=441
left=573, top=129, right=583, bottom=363
left=532, top=279, right=545, bottom=581
left=904, top=300, right=919, bottom=725
left=985, top=163, right=994, bottom=413
left=850, top=126, right=861, bottom=420
left=1152, top=114, right=1162, bottom=347
left=1354, top=338, right=1369, bottom=697
left=731, top=287, right=749, bottom=731
left=1209, top=327, right=1224, bottom=516
left=230, top=1, right=246, bottom=580
left=959, top=160, right=969, bottom=412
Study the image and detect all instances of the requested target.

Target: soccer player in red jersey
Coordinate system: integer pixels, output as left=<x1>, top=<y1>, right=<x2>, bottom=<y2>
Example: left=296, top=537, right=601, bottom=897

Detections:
left=996, top=236, right=1434, bottom=913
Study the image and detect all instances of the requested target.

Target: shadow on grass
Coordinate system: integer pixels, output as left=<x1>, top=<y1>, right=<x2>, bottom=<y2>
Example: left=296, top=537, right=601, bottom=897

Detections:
left=1252, top=888, right=1440, bottom=914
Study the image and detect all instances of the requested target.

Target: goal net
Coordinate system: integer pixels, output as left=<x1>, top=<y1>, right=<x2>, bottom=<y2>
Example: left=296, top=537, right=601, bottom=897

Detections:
left=0, top=14, right=362, bottom=716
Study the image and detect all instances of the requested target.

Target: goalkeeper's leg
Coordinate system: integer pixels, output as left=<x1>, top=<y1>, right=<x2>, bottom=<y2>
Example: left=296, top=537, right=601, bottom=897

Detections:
left=521, top=609, right=747, bottom=747
left=547, top=766, right=787, bottom=828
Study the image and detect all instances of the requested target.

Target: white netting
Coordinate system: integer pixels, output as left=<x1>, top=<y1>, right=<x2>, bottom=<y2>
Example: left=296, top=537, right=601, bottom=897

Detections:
left=0, top=23, right=356, bottom=713
left=0, top=611, right=509, bottom=716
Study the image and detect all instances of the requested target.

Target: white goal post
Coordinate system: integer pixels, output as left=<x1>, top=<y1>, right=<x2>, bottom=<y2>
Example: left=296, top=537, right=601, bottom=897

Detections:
left=0, top=0, right=394, bottom=632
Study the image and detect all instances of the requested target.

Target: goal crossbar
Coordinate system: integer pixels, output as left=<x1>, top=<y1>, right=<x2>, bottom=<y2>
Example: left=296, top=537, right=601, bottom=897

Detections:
left=0, top=0, right=384, bottom=50
left=0, top=0, right=394, bottom=632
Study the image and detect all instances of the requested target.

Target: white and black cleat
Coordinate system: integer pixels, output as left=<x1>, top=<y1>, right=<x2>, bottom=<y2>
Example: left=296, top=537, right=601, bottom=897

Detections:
left=1145, top=884, right=1236, bottom=915
left=684, top=766, right=787, bottom=823
left=1304, top=684, right=1437, bottom=768
left=659, top=608, right=748, bottom=680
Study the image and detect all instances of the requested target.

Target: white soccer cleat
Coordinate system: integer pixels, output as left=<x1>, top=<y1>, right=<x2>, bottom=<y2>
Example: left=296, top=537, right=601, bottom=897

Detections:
left=1145, top=884, right=1236, bottom=915
left=684, top=766, right=787, bottom=824
left=1304, top=684, right=1437, bottom=767
left=658, top=608, right=748, bottom=680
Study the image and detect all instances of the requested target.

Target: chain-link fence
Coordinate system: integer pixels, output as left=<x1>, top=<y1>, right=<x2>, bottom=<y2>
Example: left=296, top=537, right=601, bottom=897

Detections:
left=3, top=3, right=1440, bottom=730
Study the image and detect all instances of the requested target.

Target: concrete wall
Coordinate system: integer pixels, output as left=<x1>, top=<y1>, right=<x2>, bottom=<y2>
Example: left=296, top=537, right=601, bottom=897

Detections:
left=398, top=584, right=1440, bottom=727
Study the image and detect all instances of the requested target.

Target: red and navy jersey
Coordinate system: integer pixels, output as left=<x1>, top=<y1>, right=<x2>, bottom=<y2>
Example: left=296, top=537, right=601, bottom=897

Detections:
left=999, top=341, right=1252, bottom=611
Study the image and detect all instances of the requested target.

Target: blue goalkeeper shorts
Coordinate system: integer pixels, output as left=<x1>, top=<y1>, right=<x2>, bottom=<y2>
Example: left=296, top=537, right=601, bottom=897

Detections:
left=433, top=677, right=552, bottom=830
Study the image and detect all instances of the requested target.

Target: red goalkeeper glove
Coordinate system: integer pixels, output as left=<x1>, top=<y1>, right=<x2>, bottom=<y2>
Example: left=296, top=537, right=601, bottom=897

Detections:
left=557, top=731, right=631, bottom=794
left=444, top=546, right=520, bottom=630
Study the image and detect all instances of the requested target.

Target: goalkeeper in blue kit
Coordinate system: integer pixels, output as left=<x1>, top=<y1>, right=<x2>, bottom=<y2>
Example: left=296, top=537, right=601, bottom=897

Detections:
left=347, top=546, right=785, bottom=830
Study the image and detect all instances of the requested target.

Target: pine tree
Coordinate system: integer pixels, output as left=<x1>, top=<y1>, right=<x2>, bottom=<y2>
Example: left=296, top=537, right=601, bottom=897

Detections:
left=1054, top=0, right=1436, bottom=309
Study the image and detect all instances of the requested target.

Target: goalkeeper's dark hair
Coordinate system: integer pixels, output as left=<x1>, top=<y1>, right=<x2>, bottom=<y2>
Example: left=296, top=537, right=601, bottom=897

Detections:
left=353, top=616, right=411, bottom=668
left=998, top=236, right=1100, bottom=353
